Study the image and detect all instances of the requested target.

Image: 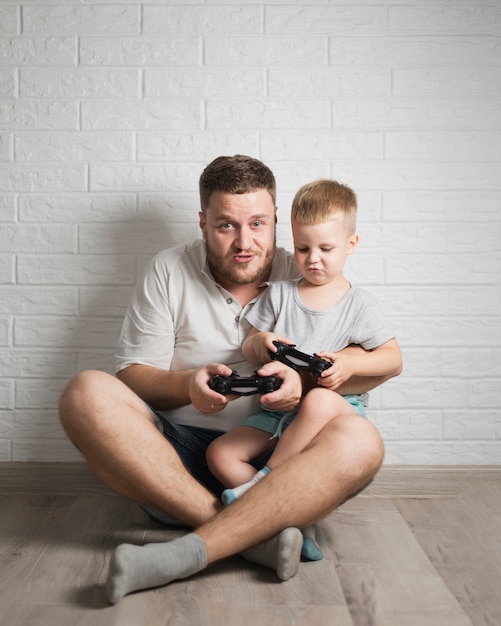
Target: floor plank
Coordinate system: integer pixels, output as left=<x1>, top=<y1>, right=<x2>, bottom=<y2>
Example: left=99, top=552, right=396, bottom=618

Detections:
left=0, top=466, right=500, bottom=625
left=394, top=481, right=501, bottom=626
left=325, top=498, right=473, bottom=626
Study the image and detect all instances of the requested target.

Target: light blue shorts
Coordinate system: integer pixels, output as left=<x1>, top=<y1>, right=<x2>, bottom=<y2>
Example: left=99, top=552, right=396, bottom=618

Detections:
left=244, top=394, right=367, bottom=436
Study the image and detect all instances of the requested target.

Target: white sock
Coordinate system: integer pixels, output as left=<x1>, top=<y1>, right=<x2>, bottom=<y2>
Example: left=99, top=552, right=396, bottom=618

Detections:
left=106, top=533, right=207, bottom=604
left=221, top=466, right=270, bottom=505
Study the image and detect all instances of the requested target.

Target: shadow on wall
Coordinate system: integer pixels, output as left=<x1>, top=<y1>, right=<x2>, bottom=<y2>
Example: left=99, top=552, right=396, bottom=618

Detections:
left=74, top=193, right=201, bottom=375
left=17, top=195, right=200, bottom=458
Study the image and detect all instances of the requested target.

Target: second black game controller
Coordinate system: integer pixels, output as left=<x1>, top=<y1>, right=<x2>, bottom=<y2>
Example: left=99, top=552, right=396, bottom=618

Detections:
left=269, top=341, right=331, bottom=378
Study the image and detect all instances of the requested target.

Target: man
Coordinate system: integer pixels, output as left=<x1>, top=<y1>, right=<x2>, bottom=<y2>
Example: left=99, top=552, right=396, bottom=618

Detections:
left=59, top=155, right=394, bottom=603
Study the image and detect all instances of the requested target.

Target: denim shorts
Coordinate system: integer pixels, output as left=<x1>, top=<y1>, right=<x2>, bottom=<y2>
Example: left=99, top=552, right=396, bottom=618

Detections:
left=140, top=407, right=272, bottom=527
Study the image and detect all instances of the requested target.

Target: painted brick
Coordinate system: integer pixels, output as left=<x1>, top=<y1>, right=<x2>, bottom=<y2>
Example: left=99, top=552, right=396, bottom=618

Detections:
left=23, top=5, right=140, bottom=36
left=17, top=255, right=136, bottom=286
left=0, top=224, right=75, bottom=253
left=0, top=68, right=16, bottom=97
left=0, top=254, right=14, bottom=284
left=260, top=131, right=383, bottom=161
left=206, top=98, right=330, bottom=130
left=0, top=100, right=78, bottom=130
left=12, top=410, right=69, bottom=439
left=79, top=287, right=132, bottom=317
left=14, top=317, right=122, bottom=349
left=265, top=5, right=387, bottom=34
left=329, top=36, right=501, bottom=67
left=0, top=381, right=14, bottom=410
left=137, top=132, right=258, bottom=162
left=385, top=131, right=501, bottom=161
left=0, top=349, right=77, bottom=378
left=137, top=192, right=199, bottom=220
left=90, top=162, right=201, bottom=192
left=0, top=132, right=12, bottom=161
left=0, top=193, right=16, bottom=221
left=16, top=132, right=134, bottom=162
left=12, top=438, right=83, bottom=462
left=393, top=67, right=501, bottom=97
left=142, top=5, right=261, bottom=35
left=20, top=68, right=139, bottom=98
left=79, top=36, right=200, bottom=67
left=0, top=36, right=76, bottom=66
left=0, top=164, right=86, bottom=192
left=385, top=252, right=499, bottom=285
left=443, top=410, right=498, bottom=441
left=19, top=193, right=137, bottom=222
left=205, top=35, right=326, bottom=66
left=81, top=99, right=201, bottom=131
left=373, top=410, right=443, bottom=440
left=332, top=98, right=501, bottom=131
left=0, top=286, right=78, bottom=315
left=383, top=191, right=501, bottom=223
left=268, top=67, right=390, bottom=98
left=0, top=5, right=18, bottom=34
left=79, top=221, right=199, bottom=255
left=388, top=5, right=501, bottom=35
left=145, top=68, right=265, bottom=98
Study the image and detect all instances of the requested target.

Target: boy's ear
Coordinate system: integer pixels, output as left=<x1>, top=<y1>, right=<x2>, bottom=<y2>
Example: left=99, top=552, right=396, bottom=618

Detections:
left=347, top=233, right=359, bottom=255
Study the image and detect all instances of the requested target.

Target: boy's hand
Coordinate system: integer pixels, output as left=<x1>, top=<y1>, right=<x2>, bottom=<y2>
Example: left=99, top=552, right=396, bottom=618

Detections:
left=315, top=351, right=354, bottom=391
left=251, top=332, right=293, bottom=364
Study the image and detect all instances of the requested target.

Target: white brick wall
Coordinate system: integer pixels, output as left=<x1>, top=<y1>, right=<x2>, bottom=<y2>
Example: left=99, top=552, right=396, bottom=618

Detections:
left=1, top=1, right=500, bottom=464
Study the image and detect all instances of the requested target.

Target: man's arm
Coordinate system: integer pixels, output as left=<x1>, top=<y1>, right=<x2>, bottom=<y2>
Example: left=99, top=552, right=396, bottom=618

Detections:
left=116, top=363, right=233, bottom=414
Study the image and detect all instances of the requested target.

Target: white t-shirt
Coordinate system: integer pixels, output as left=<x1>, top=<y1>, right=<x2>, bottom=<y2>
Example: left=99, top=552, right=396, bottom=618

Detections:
left=115, top=239, right=298, bottom=431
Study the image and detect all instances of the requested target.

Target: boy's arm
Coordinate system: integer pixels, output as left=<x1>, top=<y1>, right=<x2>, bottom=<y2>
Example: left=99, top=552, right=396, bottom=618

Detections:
left=242, top=328, right=294, bottom=365
left=316, top=339, right=402, bottom=392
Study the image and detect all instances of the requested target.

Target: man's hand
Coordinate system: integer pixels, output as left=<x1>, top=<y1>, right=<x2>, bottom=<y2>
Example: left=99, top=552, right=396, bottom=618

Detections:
left=190, top=363, right=234, bottom=414
left=256, top=361, right=302, bottom=412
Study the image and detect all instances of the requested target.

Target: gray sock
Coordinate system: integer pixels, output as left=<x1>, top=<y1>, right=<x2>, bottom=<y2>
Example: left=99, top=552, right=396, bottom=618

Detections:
left=240, top=527, right=302, bottom=581
left=106, top=533, right=207, bottom=604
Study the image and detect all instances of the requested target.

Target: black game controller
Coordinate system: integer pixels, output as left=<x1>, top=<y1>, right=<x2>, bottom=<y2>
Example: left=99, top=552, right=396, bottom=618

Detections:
left=209, top=370, right=282, bottom=396
left=269, top=341, right=331, bottom=378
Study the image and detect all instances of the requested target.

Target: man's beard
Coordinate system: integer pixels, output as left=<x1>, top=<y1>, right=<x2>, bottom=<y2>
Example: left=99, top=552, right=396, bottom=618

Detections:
left=206, top=241, right=275, bottom=286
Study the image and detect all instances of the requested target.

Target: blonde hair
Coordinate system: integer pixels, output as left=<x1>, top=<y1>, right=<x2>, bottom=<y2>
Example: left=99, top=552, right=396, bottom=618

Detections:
left=291, top=179, right=357, bottom=234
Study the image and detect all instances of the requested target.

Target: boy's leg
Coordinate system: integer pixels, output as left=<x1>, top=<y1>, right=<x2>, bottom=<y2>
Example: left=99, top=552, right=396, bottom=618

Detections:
left=268, top=388, right=356, bottom=468
left=206, top=425, right=275, bottom=487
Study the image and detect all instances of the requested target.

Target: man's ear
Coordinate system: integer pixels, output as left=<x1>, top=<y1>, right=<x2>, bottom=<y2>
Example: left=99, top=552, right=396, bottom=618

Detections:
left=199, top=211, right=206, bottom=238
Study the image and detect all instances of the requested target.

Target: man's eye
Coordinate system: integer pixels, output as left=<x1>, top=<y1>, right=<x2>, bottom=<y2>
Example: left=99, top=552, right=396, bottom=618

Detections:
left=252, top=221, right=263, bottom=228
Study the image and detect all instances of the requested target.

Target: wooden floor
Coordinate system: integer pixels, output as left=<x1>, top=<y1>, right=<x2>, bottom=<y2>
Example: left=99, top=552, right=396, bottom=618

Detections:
left=0, top=464, right=500, bottom=626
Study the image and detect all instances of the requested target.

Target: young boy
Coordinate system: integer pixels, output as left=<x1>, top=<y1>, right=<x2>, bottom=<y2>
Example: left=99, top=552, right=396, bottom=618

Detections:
left=206, top=179, right=402, bottom=559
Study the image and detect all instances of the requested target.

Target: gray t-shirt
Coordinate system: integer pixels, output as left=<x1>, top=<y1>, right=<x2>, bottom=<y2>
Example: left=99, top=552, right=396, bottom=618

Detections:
left=245, top=279, right=395, bottom=404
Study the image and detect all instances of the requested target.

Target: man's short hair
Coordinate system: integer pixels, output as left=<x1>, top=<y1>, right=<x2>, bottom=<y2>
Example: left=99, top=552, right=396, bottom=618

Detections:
left=199, top=155, right=277, bottom=213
